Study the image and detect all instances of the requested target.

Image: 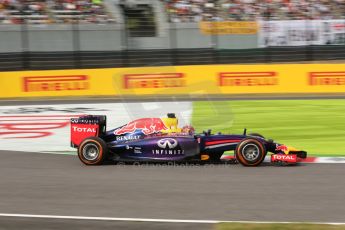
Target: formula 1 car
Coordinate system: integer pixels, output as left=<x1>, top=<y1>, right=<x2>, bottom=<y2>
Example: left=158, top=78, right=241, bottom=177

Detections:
left=70, top=113, right=307, bottom=166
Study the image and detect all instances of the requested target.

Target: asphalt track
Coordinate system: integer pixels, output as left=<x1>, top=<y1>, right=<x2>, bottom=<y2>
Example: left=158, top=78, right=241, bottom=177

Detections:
left=0, top=150, right=344, bottom=229
left=0, top=216, right=213, bottom=230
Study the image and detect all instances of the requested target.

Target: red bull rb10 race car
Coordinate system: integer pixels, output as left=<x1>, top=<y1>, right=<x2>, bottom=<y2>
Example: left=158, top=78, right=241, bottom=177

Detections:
left=70, top=113, right=307, bottom=166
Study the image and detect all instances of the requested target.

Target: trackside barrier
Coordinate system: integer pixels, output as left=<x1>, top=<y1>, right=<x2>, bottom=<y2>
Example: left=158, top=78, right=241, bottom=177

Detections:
left=0, top=64, right=345, bottom=98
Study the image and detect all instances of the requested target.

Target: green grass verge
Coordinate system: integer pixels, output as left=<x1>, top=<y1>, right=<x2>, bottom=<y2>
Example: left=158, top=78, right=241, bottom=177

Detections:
left=217, top=223, right=345, bottom=230
left=192, top=99, right=345, bottom=156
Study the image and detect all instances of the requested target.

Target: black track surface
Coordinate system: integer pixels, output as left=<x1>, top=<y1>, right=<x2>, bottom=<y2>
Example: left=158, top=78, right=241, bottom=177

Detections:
left=0, top=150, right=344, bottom=227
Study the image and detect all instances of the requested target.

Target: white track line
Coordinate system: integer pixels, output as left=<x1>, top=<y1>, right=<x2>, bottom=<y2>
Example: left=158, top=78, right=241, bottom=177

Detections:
left=0, top=213, right=344, bottom=225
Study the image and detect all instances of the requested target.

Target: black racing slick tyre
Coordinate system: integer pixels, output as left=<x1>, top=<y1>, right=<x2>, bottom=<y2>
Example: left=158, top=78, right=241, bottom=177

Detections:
left=78, top=137, right=108, bottom=165
left=235, top=138, right=266, bottom=167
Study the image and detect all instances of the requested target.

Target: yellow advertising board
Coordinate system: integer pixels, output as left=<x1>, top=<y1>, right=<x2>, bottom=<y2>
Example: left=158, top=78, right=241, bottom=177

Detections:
left=199, top=21, right=258, bottom=35
left=0, top=63, right=345, bottom=99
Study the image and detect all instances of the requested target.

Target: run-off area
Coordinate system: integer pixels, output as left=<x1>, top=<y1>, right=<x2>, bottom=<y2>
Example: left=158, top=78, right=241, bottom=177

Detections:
left=0, top=102, right=192, bottom=153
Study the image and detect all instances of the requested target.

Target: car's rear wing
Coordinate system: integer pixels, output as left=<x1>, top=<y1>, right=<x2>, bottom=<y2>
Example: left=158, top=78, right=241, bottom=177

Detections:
left=70, top=115, right=107, bottom=148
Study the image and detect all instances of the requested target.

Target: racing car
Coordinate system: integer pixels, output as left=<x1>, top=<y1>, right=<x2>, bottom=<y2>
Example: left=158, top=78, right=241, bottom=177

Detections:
left=70, top=113, right=307, bottom=166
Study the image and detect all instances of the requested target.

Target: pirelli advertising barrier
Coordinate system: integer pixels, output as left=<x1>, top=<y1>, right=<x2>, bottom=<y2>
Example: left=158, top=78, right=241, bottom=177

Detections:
left=0, top=64, right=345, bottom=98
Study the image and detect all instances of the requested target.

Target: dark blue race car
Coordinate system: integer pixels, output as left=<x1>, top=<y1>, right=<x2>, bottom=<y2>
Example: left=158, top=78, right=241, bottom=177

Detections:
left=70, top=113, right=307, bottom=166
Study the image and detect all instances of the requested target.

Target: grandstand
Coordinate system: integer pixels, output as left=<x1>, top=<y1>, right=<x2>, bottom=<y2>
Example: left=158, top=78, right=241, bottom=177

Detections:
left=1, top=0, right=344, bottom=25
left=164, top=0, right=345, bottom=22
left=0, top=0, right=115, bottom=24
left=0, top=0, right=344, bottom=70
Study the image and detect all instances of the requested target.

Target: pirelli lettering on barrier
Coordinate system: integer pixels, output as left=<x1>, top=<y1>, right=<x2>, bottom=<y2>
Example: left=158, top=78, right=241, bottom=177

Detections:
left=124, top=73, right=185, bottom=89
left=23, top=75, right=89, bottom=92
left=309, top=72, right=345, bottom=86
left=219, top=72, right=278, bottom=87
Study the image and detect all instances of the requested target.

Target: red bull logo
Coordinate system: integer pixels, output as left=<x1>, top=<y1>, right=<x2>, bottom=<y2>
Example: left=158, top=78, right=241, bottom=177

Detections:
left=114, top=118, right=168, bottom=135
left=276, top=145, right=288, bottom=153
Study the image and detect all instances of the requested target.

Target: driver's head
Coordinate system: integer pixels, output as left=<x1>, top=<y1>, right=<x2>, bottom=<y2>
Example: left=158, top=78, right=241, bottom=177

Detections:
left=167, top=113, right=176, bottom=118
left=162, top=113, right=178, bottom=129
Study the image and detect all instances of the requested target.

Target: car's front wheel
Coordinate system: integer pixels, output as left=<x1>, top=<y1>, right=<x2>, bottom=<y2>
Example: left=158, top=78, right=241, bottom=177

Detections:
left=78, top=137, right=108, bottom=165
left=235, top=138, right=266, bottom=166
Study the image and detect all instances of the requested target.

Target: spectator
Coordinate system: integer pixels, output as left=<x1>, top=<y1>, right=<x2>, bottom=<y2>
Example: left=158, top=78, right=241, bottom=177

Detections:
left=0, top=0, right=115, bottom=24
left=163, top=0, right=345, bottom=22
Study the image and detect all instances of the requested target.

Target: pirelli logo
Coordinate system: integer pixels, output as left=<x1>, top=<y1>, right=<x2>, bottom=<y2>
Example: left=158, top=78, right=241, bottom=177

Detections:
left=23, top=75, right=89, bottom=92
left=309, top=72, right=345, bottom=86
left=219, top=72, right=278, bottom=86
left=124, top=73, right=185, bottom=89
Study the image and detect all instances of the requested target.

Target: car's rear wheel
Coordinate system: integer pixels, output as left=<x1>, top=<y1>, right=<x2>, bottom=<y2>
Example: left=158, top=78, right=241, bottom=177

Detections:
left=78, top=137, right=108, bottom=165
left=235, top=138, right=266, bottom=166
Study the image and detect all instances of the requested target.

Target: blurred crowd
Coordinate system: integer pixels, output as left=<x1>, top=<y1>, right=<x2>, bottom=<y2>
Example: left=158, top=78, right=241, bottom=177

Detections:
left=0, top=0, right=115, bottom=24
left=163, top=0, right=345, bottom=22
left=1, top=0, right=345, bottom=24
